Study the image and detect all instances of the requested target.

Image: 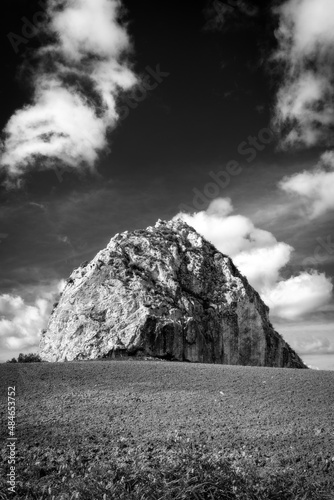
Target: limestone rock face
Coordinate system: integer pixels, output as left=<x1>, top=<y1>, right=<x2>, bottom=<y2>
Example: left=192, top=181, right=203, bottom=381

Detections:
left=40, top=219, right=307, bottom=368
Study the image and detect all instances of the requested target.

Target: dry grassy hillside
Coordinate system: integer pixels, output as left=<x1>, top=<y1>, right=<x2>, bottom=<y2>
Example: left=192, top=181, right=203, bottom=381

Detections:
left=1, top=360, right=334, bottom=499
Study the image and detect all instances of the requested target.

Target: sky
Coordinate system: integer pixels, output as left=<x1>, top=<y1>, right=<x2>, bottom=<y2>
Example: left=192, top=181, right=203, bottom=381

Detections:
left=0, top=0, right=333, bottom=369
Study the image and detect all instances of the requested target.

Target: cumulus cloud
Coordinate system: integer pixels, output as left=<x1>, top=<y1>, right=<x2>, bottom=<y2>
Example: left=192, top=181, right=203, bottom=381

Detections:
left=0, top=280, right=64, bottom=355
left=175, top=198, right=293, bottom=293
left=262, top=272, right=333, bottom=320
left=272, top=0, right=334, bottom=148
left=0, top=0, right=137, bottom=185
left=279, top=151, right=334, bottom=218
left=235, top=245, right=292, bottom=293
left=175, top=198, right=333, bottom=320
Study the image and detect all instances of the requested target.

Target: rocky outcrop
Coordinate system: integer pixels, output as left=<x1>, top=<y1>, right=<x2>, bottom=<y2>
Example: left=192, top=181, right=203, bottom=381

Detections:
left=39, top=219, right=307, bottom=368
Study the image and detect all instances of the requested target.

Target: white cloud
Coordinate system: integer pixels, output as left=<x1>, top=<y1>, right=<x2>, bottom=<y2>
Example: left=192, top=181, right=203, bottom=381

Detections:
left=175, top=197, right=293, bottom=293
left=277, top=321, right=334, bottom=370
left=279, top=151, right=334, bottom=218
left=0, top=280, right=64, bottom=357
left=262, top=271, right=333, bottom=320
left=175, top=198, right=333, bottom=320
left=273, top=0, right=334, bottom=148
left=275, top=0, right=334, bottom=58
left=50, top=0, right=129, bottom=61
left=275, top=72, right=334, bottom=148
left=0, top=0, right=137, bottom=185
left=234, top=244, right=292, bottom=292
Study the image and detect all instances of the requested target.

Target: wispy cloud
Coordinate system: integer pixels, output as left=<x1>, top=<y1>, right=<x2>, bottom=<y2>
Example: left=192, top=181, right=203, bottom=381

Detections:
left=292, top=337, right=334, bottom=355
left=279, top=151, right=334, bottom=218
left=278, top=321, right=334, bottom=366
left=0, top=0, right=137, bottom=186
left=272, top=0, right=334, bottom=148
left=175, top=198, right=333, bottom=320
left=203, top=0, right=258, bottom=32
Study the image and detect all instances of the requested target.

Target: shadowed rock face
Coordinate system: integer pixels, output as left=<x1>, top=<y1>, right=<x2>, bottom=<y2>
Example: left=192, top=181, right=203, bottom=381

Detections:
left=40, top=219, right=307, bottom=368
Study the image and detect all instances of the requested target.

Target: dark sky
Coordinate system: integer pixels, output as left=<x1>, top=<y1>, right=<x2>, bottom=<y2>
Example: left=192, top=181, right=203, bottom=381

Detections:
left=0, top=0, right=333, bottom=368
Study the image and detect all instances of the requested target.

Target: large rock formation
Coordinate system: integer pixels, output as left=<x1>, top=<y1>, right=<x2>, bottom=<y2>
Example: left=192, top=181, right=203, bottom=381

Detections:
left=40, top=219, right=307, bottom=368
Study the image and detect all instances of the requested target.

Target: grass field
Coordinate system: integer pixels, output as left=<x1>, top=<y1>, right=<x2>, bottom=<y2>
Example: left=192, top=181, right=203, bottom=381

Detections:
left=1, top=360, right=334, bottom=499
